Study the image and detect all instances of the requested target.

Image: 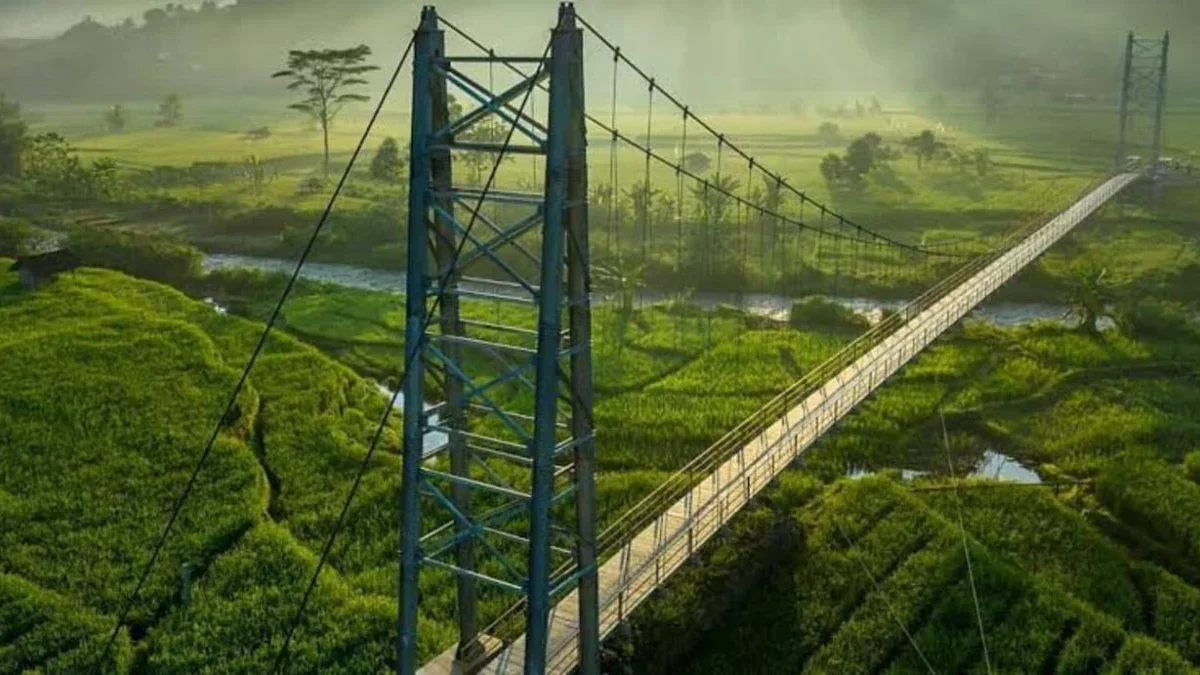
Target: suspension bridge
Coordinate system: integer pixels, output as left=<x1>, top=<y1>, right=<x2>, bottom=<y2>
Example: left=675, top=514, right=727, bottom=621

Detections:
left=397, top=5, right=1171, bottom=675
left=86, top=3, right=1177, bottom=675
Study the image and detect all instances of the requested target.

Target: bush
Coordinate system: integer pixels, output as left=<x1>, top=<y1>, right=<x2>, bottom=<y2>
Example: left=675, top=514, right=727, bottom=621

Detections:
left=789, top=296, right=870, bottom=334
left=917, top=483, right=1143, bottom=628
left=1111, top=635, right=1193, bottom=674
left=68, top=226, right=203, bottom=289
left=22, top=133, right=125, bottom=199
left=0, top=216, right=31, bottom=256
left=1117, top=297, right=1191, bottom=339
left=204, top=267, right=286, bottom=301
left=1095, top=457, right=1200, bottom=568
left=1132, top=562, right=1200, bottom=663
left=369, top=137, right=403, bottom=182
left=1186, top=450, right=1200, bottom=484
left=817, top=121, right=841, bottom=144
left=0, top=572, right=133, bottom=674
left=298, top=176, right=327, bottom=196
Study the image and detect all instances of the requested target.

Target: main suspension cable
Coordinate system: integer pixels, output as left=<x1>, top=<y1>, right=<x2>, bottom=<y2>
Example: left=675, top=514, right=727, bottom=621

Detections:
left=573, top=12, right=970, bottom=259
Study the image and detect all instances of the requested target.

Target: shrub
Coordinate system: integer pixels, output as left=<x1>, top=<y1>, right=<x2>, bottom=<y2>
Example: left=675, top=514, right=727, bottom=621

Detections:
left=1095, top=457, right=1200, bottom=568
left=369, top=137, right=404, bottom=182
left=1186, top=450, right=1200, bottom=484
left=67, top=226, right=203, bottom=288
left=298, top=176, right=327, bottom=195
left=918, top=483, right=1143, bottom=628
left=817, top=121, right=841, bottom=144
left=1132, top=562, right=1200, bottom=663
left=789, top=296, right=870, bottom=334
left=682, top=152, right=711, bottom=174
left=0, top=572, right=133, bottom=674
left=0, top=216, right=31, bottom=256
left=1117, top=297, right=1191, bottom=339
left=1111, top=635, right=1193, bottom=674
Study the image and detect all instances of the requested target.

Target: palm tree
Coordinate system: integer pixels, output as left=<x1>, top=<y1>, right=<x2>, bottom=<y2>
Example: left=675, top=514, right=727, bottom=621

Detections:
left=623, top=182, right=662, bottom=232
left=594, top=254, right=646, bottom=315
left=761, top=174, right=785, bottom=215
left=688, top=173, right=741, bottom=224
left=1061, top=260, right=1114, bottom=334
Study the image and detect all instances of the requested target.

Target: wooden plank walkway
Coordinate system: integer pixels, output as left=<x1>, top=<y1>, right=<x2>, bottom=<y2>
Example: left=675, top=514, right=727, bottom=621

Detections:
left=422, top=172, right=1141, bottom=675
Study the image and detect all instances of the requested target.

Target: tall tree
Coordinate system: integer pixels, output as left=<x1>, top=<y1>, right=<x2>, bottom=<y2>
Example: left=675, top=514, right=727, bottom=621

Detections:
left=0, top=93, right=27, bottom=178
left=157, top=94, right=183, bottom=127
left=272, top=45, right=379, bottom=178
left=820, top=153, right=845, bottom=187
left=370, top=137, right=405, bottom=182
left=689, top=174, right=740, bottom=224
left=104, top=104, right=126, bottom=133
left=980, top=81, right=1003, bottom=126
left=903, top=130, right=946, bottom=170
left=594, top=254, right=646, bottom=316
left=455, top=119, right=513, bottom=185
left=844, top=132, right=884, bottom=180
left=1062, top=260, right=1114, bottom=334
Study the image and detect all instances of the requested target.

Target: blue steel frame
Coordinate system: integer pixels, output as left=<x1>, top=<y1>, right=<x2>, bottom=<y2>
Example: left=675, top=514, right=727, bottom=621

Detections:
left=398, top=5, right=598, bottom=675
left=1116, top=31, right=1170, bottom=169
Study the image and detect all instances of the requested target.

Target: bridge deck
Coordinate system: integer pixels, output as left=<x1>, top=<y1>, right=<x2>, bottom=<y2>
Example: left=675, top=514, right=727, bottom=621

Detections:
left=422, top=172, right=1141, bottom=675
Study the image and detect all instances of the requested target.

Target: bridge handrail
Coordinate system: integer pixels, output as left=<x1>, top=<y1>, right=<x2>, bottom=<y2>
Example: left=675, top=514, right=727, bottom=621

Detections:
left=528, top=171, right=1139, bottom=674
left=593, top=170, right=1118, bottom=558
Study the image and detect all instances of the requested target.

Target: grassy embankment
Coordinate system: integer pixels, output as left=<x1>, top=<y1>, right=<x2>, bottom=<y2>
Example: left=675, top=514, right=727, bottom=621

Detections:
left=0, top=260, right=858, bottom=671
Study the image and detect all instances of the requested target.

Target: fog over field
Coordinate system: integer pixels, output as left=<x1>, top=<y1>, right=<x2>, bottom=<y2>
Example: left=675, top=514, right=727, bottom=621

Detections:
left=3, top=2, right=1200, bottom=675
left=0, top=0, right=1195, bottom=105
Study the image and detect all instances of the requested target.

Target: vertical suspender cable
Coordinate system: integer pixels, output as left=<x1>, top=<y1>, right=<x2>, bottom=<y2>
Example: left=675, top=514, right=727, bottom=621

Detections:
left=676, top=110, right=688, bottom=348
left=608, top=49, right=619, bottom=257
left=643, top=80, right=655, bottom=271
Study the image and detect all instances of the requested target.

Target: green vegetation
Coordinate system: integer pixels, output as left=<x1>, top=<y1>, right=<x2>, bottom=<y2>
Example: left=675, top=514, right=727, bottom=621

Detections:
left=636, top=478, right=1198, bottom=674
left=0, top=263, right=854, bottom=670
left=272, top=46, right=379, bottom=178
left=0, top=217, right=30, bottom=256
left=1096, top=458, right=1200, bottom=572
left=0, top=93, right=24, bottom=179
left=2, top=2, right=1200, bottom=670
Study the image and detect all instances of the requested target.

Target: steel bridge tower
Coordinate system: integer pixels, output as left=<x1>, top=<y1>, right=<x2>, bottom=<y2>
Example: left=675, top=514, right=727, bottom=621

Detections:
left=399, top=4, right=599, bottom=675
left=1116, top=31, right=1170, bottom=169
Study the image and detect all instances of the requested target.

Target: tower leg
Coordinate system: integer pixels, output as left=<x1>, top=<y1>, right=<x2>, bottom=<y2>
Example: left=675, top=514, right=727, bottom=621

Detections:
left=562, top=8, right=600, bottom=674
left=1115, top=31, right=1133, bottom=171
left=398, top=9, right=441, bottom=675
left=1151, top=31, right=1170, bottom=164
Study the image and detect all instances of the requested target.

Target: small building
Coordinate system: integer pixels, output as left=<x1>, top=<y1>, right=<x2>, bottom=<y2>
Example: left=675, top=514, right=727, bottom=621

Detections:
left=10, top=249, right=81, bottom=290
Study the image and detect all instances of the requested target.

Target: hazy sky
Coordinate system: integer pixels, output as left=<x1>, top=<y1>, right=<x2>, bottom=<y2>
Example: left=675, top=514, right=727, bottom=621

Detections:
left=0, top=0, right=1191, bottom=104
left=0, top=1, right=208, bottom=38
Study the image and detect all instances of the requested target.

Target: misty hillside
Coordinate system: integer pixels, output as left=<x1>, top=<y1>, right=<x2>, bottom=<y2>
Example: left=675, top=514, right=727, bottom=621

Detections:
left=0, top=0, right=1195, bottom=103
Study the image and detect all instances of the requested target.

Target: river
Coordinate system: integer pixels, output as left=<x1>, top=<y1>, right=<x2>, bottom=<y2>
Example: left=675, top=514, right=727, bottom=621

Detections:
left=202, top=253, right=1094, bottom=328
left=847, top=450, right=1044, bottom=484
left=206, top=254, right=1051, bottom=480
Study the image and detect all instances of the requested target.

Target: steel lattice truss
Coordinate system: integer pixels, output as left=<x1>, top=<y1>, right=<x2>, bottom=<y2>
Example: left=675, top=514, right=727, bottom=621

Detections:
left=399, top=5, right=599, bottom=675
left=1116, top=32, right=1170, bottom=166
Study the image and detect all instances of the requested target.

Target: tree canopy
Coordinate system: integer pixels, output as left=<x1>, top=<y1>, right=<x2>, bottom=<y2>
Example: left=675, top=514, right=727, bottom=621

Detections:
left=0, top=93, right=27, bottom=178
left=273, top=45, right=378, bottom=177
